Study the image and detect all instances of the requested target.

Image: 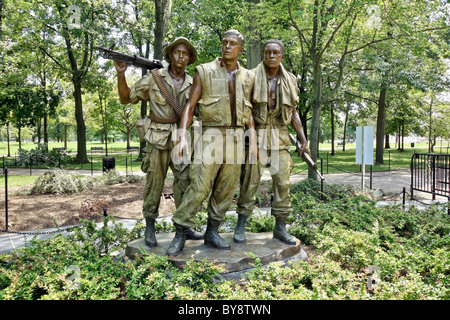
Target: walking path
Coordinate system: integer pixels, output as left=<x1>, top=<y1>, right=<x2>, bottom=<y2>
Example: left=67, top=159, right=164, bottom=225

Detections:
left=0, top=168, right=448, bottom=255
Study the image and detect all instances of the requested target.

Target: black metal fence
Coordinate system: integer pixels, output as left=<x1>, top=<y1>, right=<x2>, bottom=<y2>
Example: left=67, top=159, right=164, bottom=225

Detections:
left=410, top=153, right=450, bottom=200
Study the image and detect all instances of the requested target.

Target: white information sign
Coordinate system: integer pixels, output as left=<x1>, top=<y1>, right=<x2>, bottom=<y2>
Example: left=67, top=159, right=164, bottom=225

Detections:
left=356, top=126, right=374, bottom=165
left=355, top=126, right=374, bottom=191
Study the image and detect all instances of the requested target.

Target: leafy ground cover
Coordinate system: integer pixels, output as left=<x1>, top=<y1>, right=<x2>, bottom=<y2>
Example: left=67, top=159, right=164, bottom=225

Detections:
left=0, top=179, right=448, bottom=300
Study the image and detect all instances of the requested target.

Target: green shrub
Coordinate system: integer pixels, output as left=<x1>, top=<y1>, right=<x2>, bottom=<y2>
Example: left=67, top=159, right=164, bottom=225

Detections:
left=1, top=179, right=448, bottom=300
left=28, top=169, right=143, bottom=195
left=16, top=144, right=74, bottom=167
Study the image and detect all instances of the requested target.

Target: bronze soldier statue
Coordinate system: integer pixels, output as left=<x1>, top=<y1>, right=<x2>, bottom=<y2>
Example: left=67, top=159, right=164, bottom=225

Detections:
left=166, top=30, right=257, bottom=256
left=114, top=37, right=203, bottom=248
left=234, top=39, right=311, bottom=245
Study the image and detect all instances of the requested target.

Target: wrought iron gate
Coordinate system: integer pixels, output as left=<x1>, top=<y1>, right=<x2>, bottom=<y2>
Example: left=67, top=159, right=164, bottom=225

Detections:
left=410, top=153, right=450, bottom=199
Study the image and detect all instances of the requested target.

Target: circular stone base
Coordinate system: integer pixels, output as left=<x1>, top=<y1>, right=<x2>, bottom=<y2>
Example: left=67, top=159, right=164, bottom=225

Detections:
left=125, top=232, right=303, bottom=274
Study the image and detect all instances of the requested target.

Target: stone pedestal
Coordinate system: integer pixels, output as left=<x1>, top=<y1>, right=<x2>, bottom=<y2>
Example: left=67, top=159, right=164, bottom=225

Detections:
left=125, top=232, right=306, bottom=275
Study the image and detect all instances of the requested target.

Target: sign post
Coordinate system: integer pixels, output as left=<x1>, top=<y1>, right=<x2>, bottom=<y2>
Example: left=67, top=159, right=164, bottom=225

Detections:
left=356, top=126, right=374, bottom=192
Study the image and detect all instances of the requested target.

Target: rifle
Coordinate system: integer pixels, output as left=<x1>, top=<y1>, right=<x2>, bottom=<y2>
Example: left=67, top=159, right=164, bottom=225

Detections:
left=289, top=133, right=324, bottom=180
left=96, top=46, right=163, bottom=70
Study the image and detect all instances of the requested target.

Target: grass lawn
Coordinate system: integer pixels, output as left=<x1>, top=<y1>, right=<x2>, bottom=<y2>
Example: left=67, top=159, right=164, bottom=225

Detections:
left=291, top=142, right=442, bottom=174
left=0, top=174, right=39, bottom=189
left=0, top=140, right=140, bottom=156
left=1, top=140, right=447, bottom=188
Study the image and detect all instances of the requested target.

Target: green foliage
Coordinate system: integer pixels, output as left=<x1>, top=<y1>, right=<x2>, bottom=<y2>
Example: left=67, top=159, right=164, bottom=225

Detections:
left=28, top=169, right=143, bottom=195
left=0, top=179, right=448, bottom=300
left=16, top=144, right=74, bottom=167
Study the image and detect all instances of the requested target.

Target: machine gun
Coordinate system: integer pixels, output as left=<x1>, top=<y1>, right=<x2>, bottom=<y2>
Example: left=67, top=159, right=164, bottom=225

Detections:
left=289, top=133, right=324, bottom=180
left=96, top=46, right=163, bottom=70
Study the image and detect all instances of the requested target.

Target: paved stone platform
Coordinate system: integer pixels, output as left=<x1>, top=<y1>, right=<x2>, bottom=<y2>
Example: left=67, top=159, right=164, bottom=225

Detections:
left=125, top=232, right=303, bottom=274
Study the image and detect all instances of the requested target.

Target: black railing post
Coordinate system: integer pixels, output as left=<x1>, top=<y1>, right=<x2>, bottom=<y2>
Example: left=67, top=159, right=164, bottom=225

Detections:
left=432, top=156, right=436, bottom=200
left=5, top=167, right=8, bottom=232
left=402, top=187, right=406, bottom=210
left=410, top=154, right=415, bottom=199
left=320, top=157, right=324, bottom=201
left=91, top=156, right=93, bottom=176
left=389, top=150, right=391, bottom=171
left=370, top=165, right=373, bottom=189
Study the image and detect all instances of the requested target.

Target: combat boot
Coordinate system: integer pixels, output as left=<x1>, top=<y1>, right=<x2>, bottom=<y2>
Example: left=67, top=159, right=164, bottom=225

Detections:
left=233, top=214, right=248, bottom=243
left=144, top=218, right=157, bottom=247
left=273, top=217, right=297, bottom=245
left=186, top=228, right=204, bottom=240
left=204, top=218, right=231, bottom=250
left=166, top=223, right=190, bottom=256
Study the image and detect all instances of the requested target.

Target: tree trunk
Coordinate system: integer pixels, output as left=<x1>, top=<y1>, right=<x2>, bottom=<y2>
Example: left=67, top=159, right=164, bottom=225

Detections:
left=64, top=124, right=67, bottom=150
left=18, top=126, right=21, bottom=150
left=7, top=122, right=10, bottom=156
left=330, top=103, right=335, bottom=156
left=44, top=114, right=48, bottom=152
left=127, top=129, right=131, bottom=149
left=385, top=134, right=390, bottom=149
left=342, top=108, right=348, bottom=152
left=428, top=94, right=434, bottom=153
left=37, top=118, right=42, bottom=143
left=154, top=0, right=172, bottom=60
left=375, top=86, right=387, bottom=164
left=245, top=0, right=261, bottom=69
left=73, top=81, right=88, bottom=163
left=431, top=135, right=436, bottom=153
left=0, top=0, right=3, bottom=39
left=309, top=63, right=322, bottom=180
left=401, top=120, right=405, bottom=151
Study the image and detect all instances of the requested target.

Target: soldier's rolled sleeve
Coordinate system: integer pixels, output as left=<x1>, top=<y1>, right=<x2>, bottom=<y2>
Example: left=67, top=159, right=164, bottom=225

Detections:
left=129, top=75, right=152, bottom=104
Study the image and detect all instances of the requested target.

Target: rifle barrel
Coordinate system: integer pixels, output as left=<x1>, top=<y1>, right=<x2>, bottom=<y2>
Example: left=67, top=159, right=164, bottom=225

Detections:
left=96, top=46, right=163, bottom=70
left=289, top=133, right=324, bottom=180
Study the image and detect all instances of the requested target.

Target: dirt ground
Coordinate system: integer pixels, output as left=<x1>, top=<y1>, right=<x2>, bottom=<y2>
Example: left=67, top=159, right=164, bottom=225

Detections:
left=0, top=179, right=177, bottom=232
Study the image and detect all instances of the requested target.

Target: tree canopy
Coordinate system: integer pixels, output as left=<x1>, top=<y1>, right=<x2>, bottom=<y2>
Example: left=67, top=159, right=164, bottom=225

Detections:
left=0, top=0, right=449, bottom=176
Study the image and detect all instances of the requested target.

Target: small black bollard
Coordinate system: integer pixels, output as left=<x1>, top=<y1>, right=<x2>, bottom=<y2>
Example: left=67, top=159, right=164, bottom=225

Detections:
left=103, top=208, right=108, bottom=217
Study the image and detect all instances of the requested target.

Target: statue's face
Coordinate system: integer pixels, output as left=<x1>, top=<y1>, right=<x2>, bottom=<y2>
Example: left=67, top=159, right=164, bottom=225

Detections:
left=170, top=43, right=191, bottom=69
left=263, top=43, right=283, bottom=70
left=221, top=34, right=243, bottom=61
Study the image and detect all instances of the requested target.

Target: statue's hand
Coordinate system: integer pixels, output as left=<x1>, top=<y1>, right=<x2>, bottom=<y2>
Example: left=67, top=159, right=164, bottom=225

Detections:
left=299, top=144, right=317, bottom=168
left=297, top=144, right=310, bottom=159
left=114, top=60, right=128, bottom=73
left=249, top=141, right=258, bottom=165
left=177, top=134, right=189, bottom=159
